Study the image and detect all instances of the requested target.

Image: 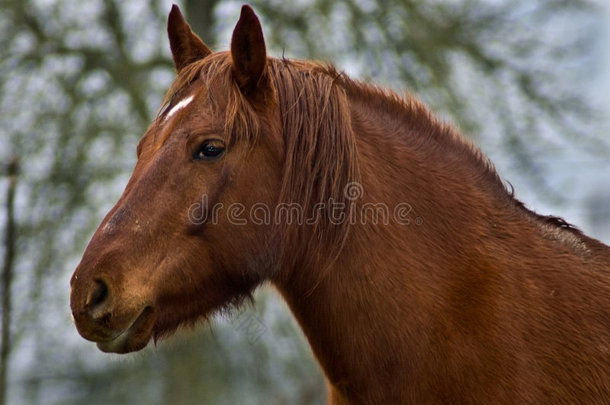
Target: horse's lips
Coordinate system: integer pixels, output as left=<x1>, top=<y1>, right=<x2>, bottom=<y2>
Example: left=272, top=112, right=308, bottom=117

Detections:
left=95, top=307, right=155, bottom=354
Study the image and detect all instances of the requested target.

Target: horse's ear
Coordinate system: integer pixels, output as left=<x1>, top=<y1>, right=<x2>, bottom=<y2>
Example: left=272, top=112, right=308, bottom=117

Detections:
left=167, top=4, right=212, bottom=73
left=231, top=5, right=267, bottom=93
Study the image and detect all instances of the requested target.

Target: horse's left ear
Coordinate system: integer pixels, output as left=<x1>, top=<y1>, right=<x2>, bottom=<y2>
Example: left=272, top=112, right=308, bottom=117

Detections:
left=231, top=5, right=267, bottom=93
left=167, top=4, right=212, bottom=73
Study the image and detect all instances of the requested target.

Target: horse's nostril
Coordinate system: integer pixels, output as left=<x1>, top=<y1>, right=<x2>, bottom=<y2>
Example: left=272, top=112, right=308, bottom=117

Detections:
left=88, top=279, right=109, bottom=309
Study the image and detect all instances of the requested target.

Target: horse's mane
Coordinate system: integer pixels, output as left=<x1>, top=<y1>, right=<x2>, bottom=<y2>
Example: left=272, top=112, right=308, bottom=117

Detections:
left=160, top=53, right=583, bottom=275
left=266, top=59, right=360, bottom=279
left=331, top=69, right=584, bottom=239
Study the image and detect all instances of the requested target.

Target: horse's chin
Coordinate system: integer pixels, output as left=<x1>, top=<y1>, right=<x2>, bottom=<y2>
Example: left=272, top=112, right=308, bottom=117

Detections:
left=96, top=307, right=155, bottom=354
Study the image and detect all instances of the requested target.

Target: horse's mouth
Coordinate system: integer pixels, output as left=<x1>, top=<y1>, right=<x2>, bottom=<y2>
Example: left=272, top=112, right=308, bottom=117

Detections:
left=95, top=307, right=155, bottom=354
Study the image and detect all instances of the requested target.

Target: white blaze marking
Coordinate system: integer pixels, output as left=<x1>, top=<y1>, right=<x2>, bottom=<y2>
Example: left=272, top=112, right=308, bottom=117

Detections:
left=164, top=95, right=194, bottom=121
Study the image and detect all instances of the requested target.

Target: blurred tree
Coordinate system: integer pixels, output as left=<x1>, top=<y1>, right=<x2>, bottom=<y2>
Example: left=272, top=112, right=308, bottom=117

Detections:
left=0, top=0, right=607, bottom=404
left=0, top=0, right=175, bottom=403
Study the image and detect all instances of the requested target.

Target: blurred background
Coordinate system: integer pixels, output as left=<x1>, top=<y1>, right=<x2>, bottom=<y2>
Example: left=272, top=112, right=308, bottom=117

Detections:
left=0, top=0, right=608, bottom=404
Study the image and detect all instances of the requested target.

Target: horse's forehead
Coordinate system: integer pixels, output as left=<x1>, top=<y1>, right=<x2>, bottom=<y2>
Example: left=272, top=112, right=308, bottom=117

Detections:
left=163, top=95, right=194, bottom=122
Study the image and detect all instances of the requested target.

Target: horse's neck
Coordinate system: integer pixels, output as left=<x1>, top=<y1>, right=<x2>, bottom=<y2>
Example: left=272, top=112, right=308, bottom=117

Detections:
left=272, top=96, right=506, bottom=399
left=274, top=91, right=610, bottom=402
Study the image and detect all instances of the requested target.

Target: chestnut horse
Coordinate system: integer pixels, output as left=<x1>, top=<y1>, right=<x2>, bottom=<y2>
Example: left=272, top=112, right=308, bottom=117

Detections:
left=70, top=5, right=610, bottom=404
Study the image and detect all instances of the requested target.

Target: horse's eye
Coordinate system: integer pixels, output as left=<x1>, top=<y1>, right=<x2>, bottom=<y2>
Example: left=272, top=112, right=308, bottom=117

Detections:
left=193, top=140, right=225, bottom=161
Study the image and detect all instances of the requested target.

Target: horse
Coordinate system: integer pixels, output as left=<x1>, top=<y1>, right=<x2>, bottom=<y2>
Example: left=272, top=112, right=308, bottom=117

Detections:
left=70, top=5, right=610, bottom=404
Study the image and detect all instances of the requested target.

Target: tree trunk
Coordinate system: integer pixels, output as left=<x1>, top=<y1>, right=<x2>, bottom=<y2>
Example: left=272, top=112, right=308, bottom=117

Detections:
left=0, top=158, right=18, bottom=405
left=184, top=0, right=221, bottom=46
